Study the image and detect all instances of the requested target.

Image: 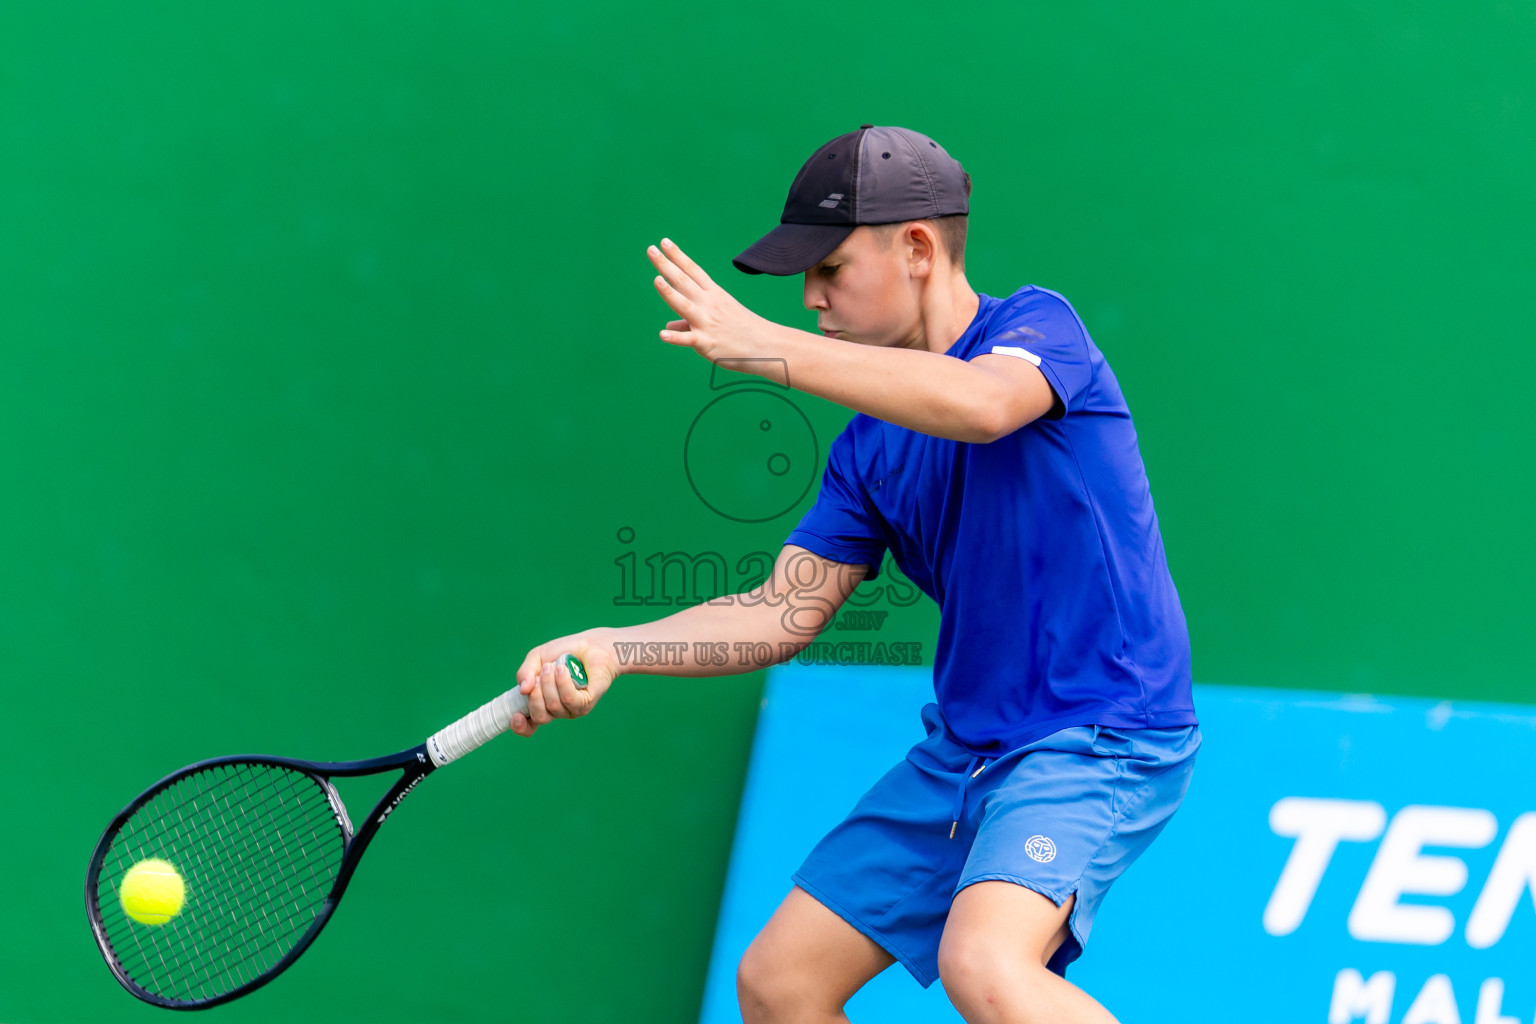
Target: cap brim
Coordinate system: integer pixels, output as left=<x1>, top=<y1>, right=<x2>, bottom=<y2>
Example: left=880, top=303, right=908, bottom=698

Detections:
left=733, top=222, right=854, bottom=276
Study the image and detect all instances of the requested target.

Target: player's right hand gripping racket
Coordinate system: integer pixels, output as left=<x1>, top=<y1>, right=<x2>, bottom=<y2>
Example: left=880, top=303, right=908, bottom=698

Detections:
left=84, top=654, right=588, bottom=1010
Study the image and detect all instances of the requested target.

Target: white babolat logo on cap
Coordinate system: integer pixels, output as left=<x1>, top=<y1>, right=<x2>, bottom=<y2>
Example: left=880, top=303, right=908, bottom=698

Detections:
left=818, top=193, right=845, bottom=209
left=1025, top=835, right=1057, bottom=863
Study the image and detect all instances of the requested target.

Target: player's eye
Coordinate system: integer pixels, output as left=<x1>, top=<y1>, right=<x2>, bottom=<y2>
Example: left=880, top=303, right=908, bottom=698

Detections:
left=818, top=264, right=838, bottom=277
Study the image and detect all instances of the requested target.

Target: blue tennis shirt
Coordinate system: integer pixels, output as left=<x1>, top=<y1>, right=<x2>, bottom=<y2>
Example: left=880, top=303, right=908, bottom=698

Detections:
left=785, top=286, right=1197, bottom=753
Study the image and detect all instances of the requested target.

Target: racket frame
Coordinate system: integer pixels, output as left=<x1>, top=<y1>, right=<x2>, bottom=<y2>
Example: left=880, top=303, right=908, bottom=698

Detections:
left=84, top=654, right=578, bottom=1010
left=84, top=744, right=435, bottom=1011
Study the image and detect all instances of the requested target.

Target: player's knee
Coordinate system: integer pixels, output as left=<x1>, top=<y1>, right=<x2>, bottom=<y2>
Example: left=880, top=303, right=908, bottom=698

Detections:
left=938, top=932, right=1038, bottom=1009
left=936, top=933, right=982, bottom=999
left=736, top=941, right=802, bottom=1022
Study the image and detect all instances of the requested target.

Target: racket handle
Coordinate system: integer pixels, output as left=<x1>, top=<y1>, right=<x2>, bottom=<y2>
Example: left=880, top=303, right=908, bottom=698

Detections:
left=425, top=654, right=588, bottom=767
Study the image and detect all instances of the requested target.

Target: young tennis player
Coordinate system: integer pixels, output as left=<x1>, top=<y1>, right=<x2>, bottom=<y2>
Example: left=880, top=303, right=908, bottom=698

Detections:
left=513, top=125, right=1199, bottom=1024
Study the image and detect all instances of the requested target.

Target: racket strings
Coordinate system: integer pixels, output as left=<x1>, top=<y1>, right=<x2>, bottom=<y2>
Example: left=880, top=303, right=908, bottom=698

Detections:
left=94, top=761, right=348, bottom=1004
left=102, top=769, right=339, bottom=941
left=101, top=765, right=330, bottom=998
left=105, top=764, right=344, bottom=1000
left=161, top=766, right=344, bottom=995
left=112, top=775, right=338, bottom=988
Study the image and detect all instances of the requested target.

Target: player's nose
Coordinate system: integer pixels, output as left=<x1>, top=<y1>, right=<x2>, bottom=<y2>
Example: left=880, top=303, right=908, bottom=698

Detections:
left=802, top=276, right=828, bottom=311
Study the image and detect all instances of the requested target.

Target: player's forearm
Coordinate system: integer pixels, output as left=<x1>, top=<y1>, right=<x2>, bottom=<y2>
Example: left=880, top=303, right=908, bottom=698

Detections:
left=592, top=595, right=822, bottom=678
left=764, top=323, right=998, bottom=442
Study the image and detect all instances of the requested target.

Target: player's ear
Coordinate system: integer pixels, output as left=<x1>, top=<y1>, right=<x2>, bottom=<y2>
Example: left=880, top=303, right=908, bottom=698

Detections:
left=905, top=222, right=938, bottom=279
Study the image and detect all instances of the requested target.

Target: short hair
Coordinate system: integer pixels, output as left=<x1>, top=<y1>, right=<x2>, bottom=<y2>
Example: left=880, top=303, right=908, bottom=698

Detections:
left=868, top=173, right=970, bottom=269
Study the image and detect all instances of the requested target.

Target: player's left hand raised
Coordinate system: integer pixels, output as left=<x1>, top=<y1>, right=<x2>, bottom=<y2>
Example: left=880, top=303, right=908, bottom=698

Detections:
left=648, top=238, right=775, bottom=363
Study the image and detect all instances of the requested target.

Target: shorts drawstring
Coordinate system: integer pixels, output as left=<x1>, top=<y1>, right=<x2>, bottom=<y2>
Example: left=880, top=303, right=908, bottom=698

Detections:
left=949, top=755, right=991, bottom=839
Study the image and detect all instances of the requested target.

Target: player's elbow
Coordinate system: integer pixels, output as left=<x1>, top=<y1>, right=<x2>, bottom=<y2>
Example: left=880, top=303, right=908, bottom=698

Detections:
left=971, top=393, right=1052, bottom=443
left=968, top=403, right=1015, bottom=444
left=966, top=355, right=1056, bottom=442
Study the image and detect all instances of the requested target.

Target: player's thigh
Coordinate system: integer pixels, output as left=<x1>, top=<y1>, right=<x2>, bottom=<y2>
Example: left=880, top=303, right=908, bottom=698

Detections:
left=938, top=880, right=1074, bottom=981
left=738, top=885, right=896, bottom=1010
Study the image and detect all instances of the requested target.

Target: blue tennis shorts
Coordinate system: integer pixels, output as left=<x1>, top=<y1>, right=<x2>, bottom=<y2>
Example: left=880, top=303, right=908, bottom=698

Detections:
left=792, top=704, right=1200, bottom=984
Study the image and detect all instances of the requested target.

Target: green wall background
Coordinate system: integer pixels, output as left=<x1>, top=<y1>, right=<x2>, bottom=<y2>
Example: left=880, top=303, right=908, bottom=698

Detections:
left=2, top=2, right=1532, bottom=1021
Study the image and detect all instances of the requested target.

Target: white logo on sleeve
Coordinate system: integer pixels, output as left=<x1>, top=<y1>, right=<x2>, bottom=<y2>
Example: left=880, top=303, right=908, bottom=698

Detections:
left=1025, top=835, right=1057, bottom=863
left=991, top=345, right=1042, bottom=366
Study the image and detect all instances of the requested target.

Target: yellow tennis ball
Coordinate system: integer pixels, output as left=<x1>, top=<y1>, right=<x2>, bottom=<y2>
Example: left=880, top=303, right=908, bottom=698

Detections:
left=120, top=858, right=185, bottom=926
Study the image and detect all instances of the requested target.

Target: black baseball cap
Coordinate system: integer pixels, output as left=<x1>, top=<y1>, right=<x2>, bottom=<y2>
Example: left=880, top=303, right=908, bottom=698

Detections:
left=733, top=124, right=969, bottom=276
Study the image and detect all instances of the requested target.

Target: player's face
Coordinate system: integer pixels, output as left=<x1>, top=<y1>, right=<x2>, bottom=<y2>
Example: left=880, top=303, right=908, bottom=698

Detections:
left=802, top=227, right=922, bottom=348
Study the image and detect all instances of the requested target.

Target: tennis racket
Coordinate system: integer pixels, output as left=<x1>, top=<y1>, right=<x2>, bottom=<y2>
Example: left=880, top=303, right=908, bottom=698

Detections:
left=84, top=654, right=589, bottom=1010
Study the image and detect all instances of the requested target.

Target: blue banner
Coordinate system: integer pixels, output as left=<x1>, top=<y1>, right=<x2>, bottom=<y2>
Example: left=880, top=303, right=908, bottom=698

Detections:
left=701, top=665, right=1536, bottom=1024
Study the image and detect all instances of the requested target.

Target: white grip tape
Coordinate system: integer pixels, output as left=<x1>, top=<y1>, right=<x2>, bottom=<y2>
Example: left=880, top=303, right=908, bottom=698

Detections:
left=425, top=688, right=532, bottom=767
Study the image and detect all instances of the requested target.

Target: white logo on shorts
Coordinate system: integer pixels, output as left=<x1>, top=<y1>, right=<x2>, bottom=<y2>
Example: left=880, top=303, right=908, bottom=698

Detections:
left=1025, top=835, right=1057, bottom=863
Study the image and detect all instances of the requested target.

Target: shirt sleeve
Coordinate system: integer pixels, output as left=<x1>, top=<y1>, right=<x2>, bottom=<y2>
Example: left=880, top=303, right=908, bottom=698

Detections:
left=979, top=289, right=1095, bottom=419
left=783, top=426, right=887, bottom=581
